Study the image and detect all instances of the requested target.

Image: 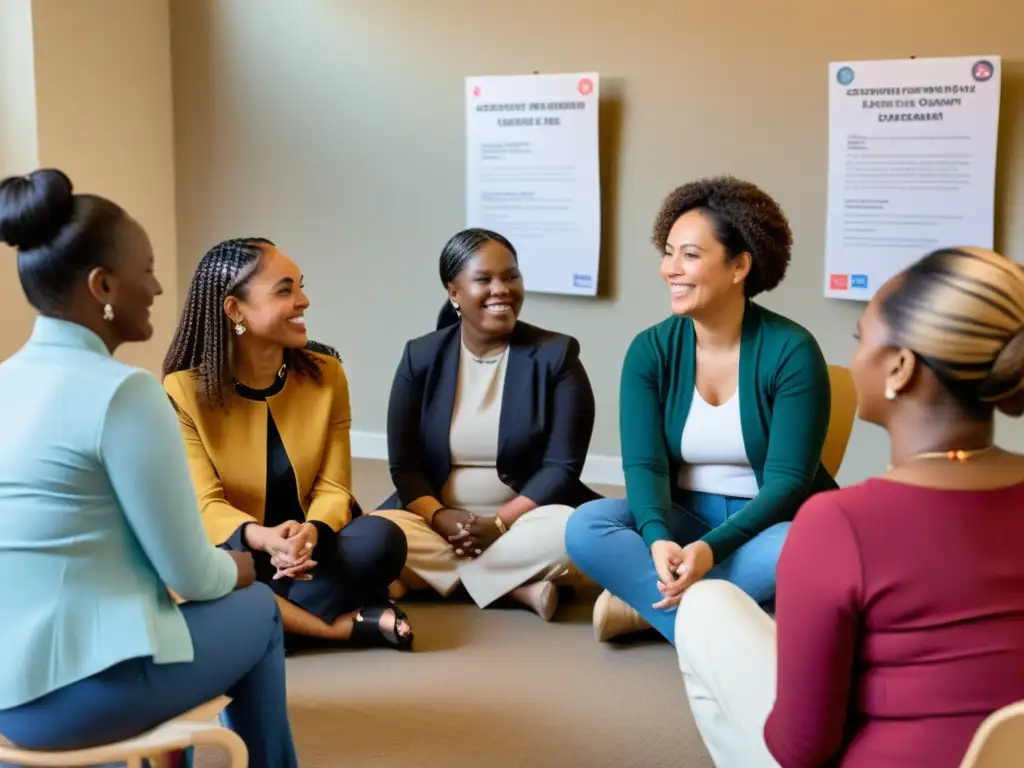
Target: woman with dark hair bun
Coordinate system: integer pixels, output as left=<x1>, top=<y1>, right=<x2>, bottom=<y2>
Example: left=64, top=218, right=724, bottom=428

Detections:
left=375, top=228, right=601, bottom=621
left=0, top=169, right=297, bottom=765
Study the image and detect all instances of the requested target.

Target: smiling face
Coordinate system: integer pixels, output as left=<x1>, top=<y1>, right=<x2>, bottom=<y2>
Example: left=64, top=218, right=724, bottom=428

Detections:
left=88, top=215, right=164, bottom=343
left=660, top=209, right=750, bottom=318
left=447, top=239, right=524, bottom=340
left=224, top=245, right=309, bottom=348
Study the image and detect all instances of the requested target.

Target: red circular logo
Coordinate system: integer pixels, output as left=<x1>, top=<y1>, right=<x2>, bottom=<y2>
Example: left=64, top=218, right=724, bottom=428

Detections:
left=472, top=85, right=481, bottom=97
left=578, top=78, right=593, bottom=96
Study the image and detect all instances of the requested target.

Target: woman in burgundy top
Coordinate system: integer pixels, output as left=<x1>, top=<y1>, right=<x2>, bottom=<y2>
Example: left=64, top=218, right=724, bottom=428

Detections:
left=674, top=246, right=1024, bottom=767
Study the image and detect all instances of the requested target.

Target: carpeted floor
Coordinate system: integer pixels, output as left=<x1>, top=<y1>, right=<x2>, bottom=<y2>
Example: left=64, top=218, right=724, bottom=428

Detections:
left=199, top=459, right=713, bottom=768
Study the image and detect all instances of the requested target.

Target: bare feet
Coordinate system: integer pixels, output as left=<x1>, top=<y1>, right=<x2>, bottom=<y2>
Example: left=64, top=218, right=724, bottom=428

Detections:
left=510, top=582, right=558, bottom=621
left=593, top=590, right=651, bottom=641
left=364, top=605, right=412, bottom=639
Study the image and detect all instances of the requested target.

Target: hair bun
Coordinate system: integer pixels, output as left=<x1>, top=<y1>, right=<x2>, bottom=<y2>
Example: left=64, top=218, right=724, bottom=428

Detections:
left=0, top=168, right=74, bottom=251
left=979, top=324, right=1024, bottom=409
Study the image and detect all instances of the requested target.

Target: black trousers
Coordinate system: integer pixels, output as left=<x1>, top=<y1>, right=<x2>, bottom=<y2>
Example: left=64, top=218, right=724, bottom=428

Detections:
left=223, top=515, right=407, bottom=624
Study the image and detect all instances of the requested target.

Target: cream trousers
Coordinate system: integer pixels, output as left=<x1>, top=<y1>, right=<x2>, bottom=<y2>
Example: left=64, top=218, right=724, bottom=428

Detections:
left=372, top=504, right=574, bottom=608
left=675, top=580, right=782, bottom=768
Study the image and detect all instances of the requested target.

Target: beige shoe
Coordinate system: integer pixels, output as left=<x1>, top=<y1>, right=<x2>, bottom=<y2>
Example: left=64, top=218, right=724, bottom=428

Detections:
left=593, top=590, right=651, bottom=641
left=510, top=581, right=559, bottom=622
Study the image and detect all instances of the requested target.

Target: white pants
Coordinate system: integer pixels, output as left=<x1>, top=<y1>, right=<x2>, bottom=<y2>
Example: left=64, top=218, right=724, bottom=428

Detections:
left=675, top=580, right=782, bottom=768
left=372, top=504, right=574, bottom=608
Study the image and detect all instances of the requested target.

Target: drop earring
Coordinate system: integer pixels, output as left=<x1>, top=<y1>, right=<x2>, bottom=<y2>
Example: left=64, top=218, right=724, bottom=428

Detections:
left=885, top=386, right=897, bottom=400
left=102, top=304, right=114, bottom=322
left=234, top=322, right=247, bottom=336
left=450, top=299, right=461, bottom=318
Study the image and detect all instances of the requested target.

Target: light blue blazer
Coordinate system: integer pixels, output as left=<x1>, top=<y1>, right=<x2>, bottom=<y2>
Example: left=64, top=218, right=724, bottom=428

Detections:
left=0, top=316, right=237, bottom=711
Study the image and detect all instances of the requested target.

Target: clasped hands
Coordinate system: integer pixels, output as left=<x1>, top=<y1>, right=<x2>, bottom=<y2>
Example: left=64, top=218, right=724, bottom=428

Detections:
left=650, top=539, right=714, bottom=610
left=431, top=507, right=502, bottom=558
left=244, top=520, right=319, bottom=581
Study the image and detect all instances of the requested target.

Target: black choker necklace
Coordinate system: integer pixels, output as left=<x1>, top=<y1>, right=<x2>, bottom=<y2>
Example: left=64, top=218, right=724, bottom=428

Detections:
left=233, top=362, right=287, bottom=393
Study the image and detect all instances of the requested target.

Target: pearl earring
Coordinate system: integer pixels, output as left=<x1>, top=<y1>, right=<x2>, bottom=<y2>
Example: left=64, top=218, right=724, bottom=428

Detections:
left=885, top=386, right=897, bottom=400
left=234, top=322, right=247, bottom=336
left=102, top=304, right=114, bottom=322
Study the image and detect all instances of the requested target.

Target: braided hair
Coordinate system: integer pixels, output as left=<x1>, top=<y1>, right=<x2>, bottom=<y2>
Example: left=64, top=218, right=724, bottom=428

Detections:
left=163, top=237, right=326, bottom=409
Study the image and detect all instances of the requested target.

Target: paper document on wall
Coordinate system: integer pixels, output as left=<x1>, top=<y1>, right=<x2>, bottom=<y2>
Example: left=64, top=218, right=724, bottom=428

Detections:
left=824, top=55, right=1001, bottom=301
left=465, top=72, right=601, bottom=296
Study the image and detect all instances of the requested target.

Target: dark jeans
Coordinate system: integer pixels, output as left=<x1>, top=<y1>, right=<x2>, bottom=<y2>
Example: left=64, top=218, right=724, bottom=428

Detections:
left=0, top=584, right=298, bottom=768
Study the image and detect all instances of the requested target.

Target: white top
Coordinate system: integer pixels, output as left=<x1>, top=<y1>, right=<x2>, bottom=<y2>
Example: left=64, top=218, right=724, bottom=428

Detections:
left=677, top=387, right=759, bottom=499
left=440, top=341, right=516, bottom=515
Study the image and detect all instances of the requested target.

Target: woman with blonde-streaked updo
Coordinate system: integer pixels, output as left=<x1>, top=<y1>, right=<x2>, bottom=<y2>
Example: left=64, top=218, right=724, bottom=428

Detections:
left=674, top=247, right=1024, bottom=767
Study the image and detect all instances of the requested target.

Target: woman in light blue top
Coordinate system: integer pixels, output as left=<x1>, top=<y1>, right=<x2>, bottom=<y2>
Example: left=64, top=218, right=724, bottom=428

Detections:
left=0, top=169, right=298, bottom=767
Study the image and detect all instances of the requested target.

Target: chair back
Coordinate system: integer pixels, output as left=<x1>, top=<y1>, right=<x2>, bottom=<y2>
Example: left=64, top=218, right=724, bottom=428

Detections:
left=821, top=365, right=857, bottom=478
left=960, top=700, right=1024, bottom=767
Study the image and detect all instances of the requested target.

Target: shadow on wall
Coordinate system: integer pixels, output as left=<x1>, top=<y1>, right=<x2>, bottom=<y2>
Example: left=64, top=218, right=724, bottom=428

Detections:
left=597, top=79, right=624, bottom=301
left=994, top=63, right=1023, bottom=252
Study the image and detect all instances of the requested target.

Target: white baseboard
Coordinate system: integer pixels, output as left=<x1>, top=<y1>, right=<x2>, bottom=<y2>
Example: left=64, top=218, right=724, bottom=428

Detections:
left=350, top=429, right=624, bottom=487
left=350, top=429, right=389, bottom=460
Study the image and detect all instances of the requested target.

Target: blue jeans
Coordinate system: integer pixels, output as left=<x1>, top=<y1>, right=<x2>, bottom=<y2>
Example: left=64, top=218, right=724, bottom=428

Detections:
left=565, top=492, right=789, bottom=644
left=0, top=583, right=298, bottom=768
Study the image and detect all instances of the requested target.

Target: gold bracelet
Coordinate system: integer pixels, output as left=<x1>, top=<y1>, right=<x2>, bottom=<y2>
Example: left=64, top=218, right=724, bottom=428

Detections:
left=494, top=516, right=509, bottom=535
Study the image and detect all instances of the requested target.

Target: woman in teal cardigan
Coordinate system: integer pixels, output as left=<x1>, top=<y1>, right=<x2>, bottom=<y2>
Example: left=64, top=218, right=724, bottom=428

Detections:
left=566, top=176, right=835, bottom=644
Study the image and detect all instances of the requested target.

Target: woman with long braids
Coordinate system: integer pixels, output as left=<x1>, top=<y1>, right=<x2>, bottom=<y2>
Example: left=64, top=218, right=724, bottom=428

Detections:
left=373, top=228, right=600, bottom=621
left=163, top=237, right=413, bottom=651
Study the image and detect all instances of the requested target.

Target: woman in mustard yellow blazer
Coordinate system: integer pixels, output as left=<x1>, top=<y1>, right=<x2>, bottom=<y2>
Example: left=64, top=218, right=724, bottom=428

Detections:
left=163, top=237, right=413, bottom=651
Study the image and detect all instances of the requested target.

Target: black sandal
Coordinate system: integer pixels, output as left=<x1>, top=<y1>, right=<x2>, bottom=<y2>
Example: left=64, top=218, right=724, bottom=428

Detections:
left=351, top=601, right=414, bottom=651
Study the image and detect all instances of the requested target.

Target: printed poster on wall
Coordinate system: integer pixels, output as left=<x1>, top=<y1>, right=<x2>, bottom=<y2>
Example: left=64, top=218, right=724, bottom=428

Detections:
left=465, top=72, right=601, bottom=296
left=824, top=55, right=1001, bottom=301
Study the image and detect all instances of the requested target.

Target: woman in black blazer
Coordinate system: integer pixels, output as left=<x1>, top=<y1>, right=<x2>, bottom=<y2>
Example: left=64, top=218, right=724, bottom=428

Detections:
left=374, top=228, right=600, bottom=620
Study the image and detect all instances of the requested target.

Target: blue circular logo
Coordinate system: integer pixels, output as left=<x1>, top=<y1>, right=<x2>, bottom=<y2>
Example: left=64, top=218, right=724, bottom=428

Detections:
left=836, top=66, right=855, bottom=86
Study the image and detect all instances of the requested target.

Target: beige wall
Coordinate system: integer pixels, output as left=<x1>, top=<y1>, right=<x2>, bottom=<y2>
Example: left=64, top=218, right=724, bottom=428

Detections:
left=0, top=0, right=177, bottom=371
left=30, top=0, right=179, bottom=373
left=0, top=0, right=40, bottom=359
left=170, top=0, right=1024, bottom=485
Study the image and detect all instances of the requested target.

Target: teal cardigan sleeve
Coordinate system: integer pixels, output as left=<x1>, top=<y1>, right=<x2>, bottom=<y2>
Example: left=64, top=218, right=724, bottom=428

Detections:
left=619, top=331, right=674, bottom=547
left=99, top=371, right=238, bottom=601
left=701, top=334, right=832, bottom=560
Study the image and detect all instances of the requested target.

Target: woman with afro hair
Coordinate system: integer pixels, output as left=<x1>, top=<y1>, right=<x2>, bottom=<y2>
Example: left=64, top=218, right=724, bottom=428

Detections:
left=566, top=176, right=835, bottom=644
